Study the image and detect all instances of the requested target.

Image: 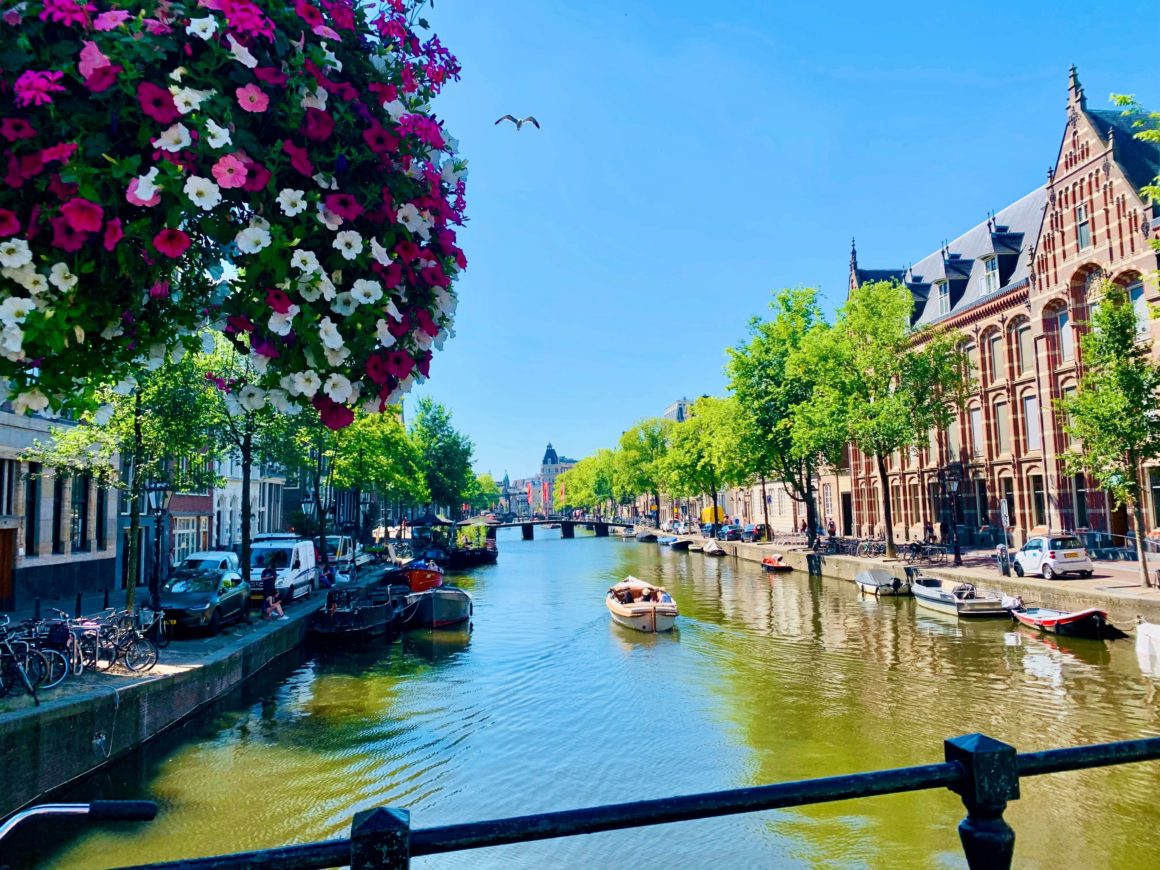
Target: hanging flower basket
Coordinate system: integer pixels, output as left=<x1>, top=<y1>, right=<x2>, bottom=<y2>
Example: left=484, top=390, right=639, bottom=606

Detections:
left=0, top=0, right=466, bottom=425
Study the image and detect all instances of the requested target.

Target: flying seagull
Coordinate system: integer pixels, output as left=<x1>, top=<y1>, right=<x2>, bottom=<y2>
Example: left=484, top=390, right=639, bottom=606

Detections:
left=495, top=115, right=540, bottom=131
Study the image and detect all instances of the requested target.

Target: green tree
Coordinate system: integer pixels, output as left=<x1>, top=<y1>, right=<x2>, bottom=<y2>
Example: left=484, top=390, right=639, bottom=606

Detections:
left=662, top=397, right=745, bottom=532
left=1059, top=282, right=1160, bottom=587
left=728, top=288, right=842, bottom=545
left=22, top=355, right=222, bottom=609
left=261, top=410, right=338, bottom=566
left=618, top=418, right=674, bottom=524
left=799, top=280, right=968, bottom=558
left=464, top=472, right=501, bottom=513
left=410, top=397, right=475, bottom=517
left=556, top=449, right=618, bottom=516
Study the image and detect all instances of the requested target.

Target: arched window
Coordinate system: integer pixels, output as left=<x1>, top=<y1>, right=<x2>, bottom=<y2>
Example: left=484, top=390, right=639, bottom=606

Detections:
left=1010, top=320, right=1032, bottom=376
left=993, top=400, right=1011, bottom=454
left=984, top=329, right=1004, bottom=383
left=1022, top=392, right=1042, bottom=451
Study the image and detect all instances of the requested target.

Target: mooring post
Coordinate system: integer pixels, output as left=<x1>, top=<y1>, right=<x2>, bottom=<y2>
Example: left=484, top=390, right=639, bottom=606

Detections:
left=521, top=523, right=533, bottom=541
left=103, top=587, right=110, bottom=609
left=350, top=806, right=411, bottom=870
left=75, top=592, right=84, bottom=619
left=944, top=733, right=1019, bottom=870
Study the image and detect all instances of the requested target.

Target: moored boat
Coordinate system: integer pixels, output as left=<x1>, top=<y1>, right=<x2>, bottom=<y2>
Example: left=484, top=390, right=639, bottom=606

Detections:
left=635, top=531, right=658, bottom=543
left=1013, top=607, right=1127, bottom=640
left=309, top=587, right=401, bottom=642
left=403, top=558, right=444, bottom=592
left=911, top=575, right=1016, bottom=618
left=402, top=585, right=473, bottom=629
left=762, top=553, right=794, bottom=573
left=855, top=568, right=910, bottom=596
left=606, top=576, right=678, bottom=633
left=703, top=539, right=725, bottom=557
left=669, top=538, right=691, bottom=551
left=657, top=535, right=677, bottom=545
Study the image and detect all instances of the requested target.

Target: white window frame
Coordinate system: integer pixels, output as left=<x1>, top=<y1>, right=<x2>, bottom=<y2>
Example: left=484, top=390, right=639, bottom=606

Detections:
left=1076, top=202, right=1091, bottom=250
left=1057, top=309, right=1074, bottom=361
left=172, top=516, right=199, bottom=566
left=969, top=407, right=984, bottom=457
left=982, top=257, right=1000, bottom=294
left=1023, top=394, right=1042, bottom=451
left=937, top=281, right=950, bottom=315
left=1130, top=282, right=1150, bottom=340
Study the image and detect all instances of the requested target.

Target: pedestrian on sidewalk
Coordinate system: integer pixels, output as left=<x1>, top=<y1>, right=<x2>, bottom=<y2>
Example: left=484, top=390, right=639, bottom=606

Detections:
left=262, top=565, right=285, bottom=620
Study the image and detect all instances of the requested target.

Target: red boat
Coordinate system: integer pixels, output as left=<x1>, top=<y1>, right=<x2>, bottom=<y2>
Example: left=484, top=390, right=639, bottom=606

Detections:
left=403, top=559, right=444, bottom=592
left=1012, top=607, right=1127, bottom=640
left=762, top=554, right=793, bottom=573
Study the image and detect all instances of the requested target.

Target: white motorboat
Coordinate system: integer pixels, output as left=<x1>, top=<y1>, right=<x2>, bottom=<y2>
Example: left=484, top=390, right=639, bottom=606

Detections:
left=606, top=576, right=678, bottom=633
left=855, top=568, right=910, bottom=596
left=703, top=539, right=725, bottom=557
left=911, top=575, right=1015, bottom=618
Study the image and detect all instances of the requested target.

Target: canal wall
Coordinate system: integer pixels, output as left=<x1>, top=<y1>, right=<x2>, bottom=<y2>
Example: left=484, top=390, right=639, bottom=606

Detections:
left=0, top=602, right=319, bottom=819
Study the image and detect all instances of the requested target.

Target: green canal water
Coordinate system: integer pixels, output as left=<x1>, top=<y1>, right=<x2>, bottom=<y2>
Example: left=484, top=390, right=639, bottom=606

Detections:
left=13, top=530, right=1160, bottom=869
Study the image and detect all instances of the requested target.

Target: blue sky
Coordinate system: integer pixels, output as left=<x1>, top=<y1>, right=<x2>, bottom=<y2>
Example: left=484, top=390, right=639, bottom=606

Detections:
left=409, top=0, right=1160, bottom=481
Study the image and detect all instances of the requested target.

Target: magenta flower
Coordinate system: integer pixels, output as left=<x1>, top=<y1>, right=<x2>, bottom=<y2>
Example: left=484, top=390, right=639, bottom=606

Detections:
left=324, top=193, right=363, bottom=221
left=416, top=350, right=433, bottom=378
left=103, top=218, right=123, bottom=251
left=59, top=197, right=104, bottom=232
left=138, top=82, right=179, bottom=124
left=312, top=395, right=355, bottom=430
left=50, top=214, right=88, bottom=252
left=362, top=122, right=398, bottom=157
left=384, top=350, right=415, bottom=379
left=39, top=0, right=95, bottom=28
left=14, top=71, right=67, bottom=107
left=235, top=84, right=269, bottom=113
left=414, top=309, right=439, bottom=337
left=212, top=154, right=248, bottom=189
left=254, top=67, right=288, bottom=87
left=281, top=140, right=314, bottom=176
left=84, top=64, right=122, bottom=93
left=241, top=158, right=271, bottom=192
left=93, top=9, right=130, bottom=30
left=366, top=353, right=389, bottom=385
left=265, top=287, right=293, bottom=314
left=294, top=1, right=323, bottom=28
left=0, top=118, right=36, bottom=142
left=152, top=228, right=191, bottom=258
left=0, top=209, right=20, bottom=237
left=301, top=108, right=334, bottom=142
left=39, top=142, right=77, bottom=165
left=148, top=281, right=171, bottom=299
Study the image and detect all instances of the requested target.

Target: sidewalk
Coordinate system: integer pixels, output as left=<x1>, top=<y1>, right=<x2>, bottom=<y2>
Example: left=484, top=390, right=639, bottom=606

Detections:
left=4, top=585, right=151, bottom=624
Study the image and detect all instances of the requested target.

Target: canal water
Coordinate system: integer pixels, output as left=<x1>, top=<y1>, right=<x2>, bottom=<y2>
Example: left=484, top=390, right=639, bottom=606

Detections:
left=15, top=529, right=1160, bottom=869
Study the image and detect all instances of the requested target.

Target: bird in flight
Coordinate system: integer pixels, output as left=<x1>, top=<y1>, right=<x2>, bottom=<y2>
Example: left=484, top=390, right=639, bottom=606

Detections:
left=495, top=115, right=540, bottom=131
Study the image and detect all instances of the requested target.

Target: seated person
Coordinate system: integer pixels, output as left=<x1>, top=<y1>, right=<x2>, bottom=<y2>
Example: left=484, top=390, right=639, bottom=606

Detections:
left=641, top=588, right=654, bottom=602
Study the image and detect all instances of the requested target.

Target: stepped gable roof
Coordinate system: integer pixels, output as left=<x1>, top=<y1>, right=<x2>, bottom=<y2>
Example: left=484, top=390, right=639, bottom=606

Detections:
left=1086, top=108, right=1160, bottom=202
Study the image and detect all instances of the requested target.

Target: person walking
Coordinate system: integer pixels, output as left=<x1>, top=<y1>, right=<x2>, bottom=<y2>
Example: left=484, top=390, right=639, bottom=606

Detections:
left=262, top=564, right=285, bottom=620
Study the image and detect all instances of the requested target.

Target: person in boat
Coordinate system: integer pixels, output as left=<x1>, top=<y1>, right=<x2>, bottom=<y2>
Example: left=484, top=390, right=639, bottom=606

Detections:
left=641, top=587, right=655, bottom=602
left=657, top=589, right=673, bottom=603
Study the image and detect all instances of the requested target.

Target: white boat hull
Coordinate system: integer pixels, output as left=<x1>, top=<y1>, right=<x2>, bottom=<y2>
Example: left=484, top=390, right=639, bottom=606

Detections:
left=606, top=575, right=678, bottom=633
left=912, top=577, right=1011, bottom=618
left=607, top=604, right=678, bottom=633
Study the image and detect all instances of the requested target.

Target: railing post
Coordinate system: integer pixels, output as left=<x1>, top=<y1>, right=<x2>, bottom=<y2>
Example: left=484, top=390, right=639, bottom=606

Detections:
left=944, top=733, right=1019, bottom=870
left=350, top=807, right=410, bottom=870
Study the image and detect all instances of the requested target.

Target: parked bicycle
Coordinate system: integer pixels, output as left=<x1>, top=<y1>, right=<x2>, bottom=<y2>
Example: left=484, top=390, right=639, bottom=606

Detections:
left=0, top=614, right=42, bottom=705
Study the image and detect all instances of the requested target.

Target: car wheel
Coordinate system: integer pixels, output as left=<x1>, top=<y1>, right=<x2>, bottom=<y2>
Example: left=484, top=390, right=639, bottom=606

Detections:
left=208, top=608, right=222, bottom=635
left=1042, top=565, right=1055, bottom=580
left=1081, top=570, right=1093, bottom=578
left=1013, top=562, right=1024, bottom=577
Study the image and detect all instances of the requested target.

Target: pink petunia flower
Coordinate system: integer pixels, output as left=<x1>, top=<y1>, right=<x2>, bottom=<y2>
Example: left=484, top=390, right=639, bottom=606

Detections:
left=294, top=0, right=323, bottom=27
left=138, top=82, right=179, bottom=124
left=126, top=178, right=161, bottom=207
left=265, top=287, right=293, bottom=314
left=0, top=209, right=19, bottom=237
left=323, top=193, right=363, bottom=221
left=312, top=395, right=355, bottom=430
left=235, top=84, right=269, bottom=113
left=84, top=64, right=122, bottom=93
left=153, top=228, right=191, bottom=258
left=0, top=118, right=36, bottom=142
left=39, top=142, right=77, bottom=165
left=93, top=9, right=130, bottom=29
left=78, top=41, right=110, bottom=78
left=300, top=107, right=334, bottom=142
left=59, top=197, right=104, bottom=232
left=281, top=140, right=313, bottom=176
left=39, top=0, right=95, bottom=28
left=14, top=71, right=67, bottom=108
left=103, top=218, right=123, bottom=251
left=211, top=154, right=248, bottom=189
left=50, top=214, right=88, bottom=252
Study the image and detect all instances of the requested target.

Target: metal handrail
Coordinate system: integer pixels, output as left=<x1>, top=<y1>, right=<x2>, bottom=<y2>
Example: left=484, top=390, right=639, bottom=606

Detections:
left=110, top=733, right=1160, bottom=870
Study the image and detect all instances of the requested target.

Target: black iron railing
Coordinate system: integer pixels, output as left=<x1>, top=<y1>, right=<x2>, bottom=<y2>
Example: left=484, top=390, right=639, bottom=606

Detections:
left=116, top=733, right=1160, bottom=870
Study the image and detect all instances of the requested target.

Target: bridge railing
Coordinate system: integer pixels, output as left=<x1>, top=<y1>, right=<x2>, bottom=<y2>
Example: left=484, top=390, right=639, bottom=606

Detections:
left=116, top=732, right=1160, bottom=870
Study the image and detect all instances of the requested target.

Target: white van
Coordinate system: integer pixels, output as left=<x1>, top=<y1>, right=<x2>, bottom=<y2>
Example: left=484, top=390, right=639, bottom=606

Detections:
left=249, top=537, right=317, bottom=603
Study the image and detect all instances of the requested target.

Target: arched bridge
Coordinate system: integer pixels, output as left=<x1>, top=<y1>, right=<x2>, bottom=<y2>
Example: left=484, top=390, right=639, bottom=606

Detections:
left=476, top=518, right=634, bottom=540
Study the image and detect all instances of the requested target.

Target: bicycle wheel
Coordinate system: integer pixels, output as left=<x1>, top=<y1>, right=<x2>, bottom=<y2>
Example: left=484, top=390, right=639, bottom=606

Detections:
left=14, top=645, right=48, bottom=688
left=0, top=653, right=14, bottom=698
left=82, top=633, right=117, bottom=672
left=123, top=637, right=159, bottom=672
left=68, top=635, right=85, bottom=676
left=39, top=648, right=68, bottom=689
left=149, top=618, right=172, bottom=649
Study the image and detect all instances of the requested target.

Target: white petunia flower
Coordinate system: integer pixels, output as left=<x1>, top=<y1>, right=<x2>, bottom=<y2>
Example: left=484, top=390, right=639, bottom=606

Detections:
left=186, top=16, right=218, bottom=39
left=319, top=317, right=344, bottom=350
left=332, top=230, right=363, bottom=260
left=226, top=33, right=258, bottom=68
left=383, top=99, right=406, bottom=121
left=290, top=369, right=321, bottom=397
left=277, top=188, right=307, bottom=217
left=323, top=373, right=353, bottom=403
left=11, top=389, right=48, bottom=415
left=48, top=262, right=78, bottom=291
left=324, top=345, right=350, bottom=366
left=236, top=226, right=271, bottom=254
left=154, top=123, right=192, bottom=153
left=0, top=296, right=32, bottom=325
left=134, top=167, right=162, bottom=202
left=23, top=272, right=49, bottom=295
left=441, top=158, right=468, bottom=184
left=184, top=175, right=222, bottom=211
left=290, top=250, right=321, bottom=273
left=1, top=324, right=24, bottom=358
left=375, top=319, right=397, bottom=348
left=250, top=354, right=268, bottom=375
left=369, top=238, right=392, bottom=267
left=267, top=388, right=291, bottom=413
left=0, top=239, right=32, bottom=268
left=112, top=377, right=136, bottom=395
left=350, top=279, right=383, bottom=305
left=383, top=298, right=402, bottom=321
left=319, top=41, right=342, bottom=72
left=317, top=205, right=342, bottom=231
left=171, top=86, right=211, bottom=114
left=299, top=86, right=327, bottom=110
left=404, top=159, right=426, bottom=180
left=268, top=304, right=299, bottom=336
left=311, top=172, right=338, bottom=191
left=396, top=203, right=422, bottom=234
left=205, top=118, right=232, bottom=149
left=249, top=216, right=270, bottom=231
left=169, top=67, right=187, bottom=83
left=331, top=292, right=356, bottom=316
left=92, top=404, right=114, bottom=425
left=238, top=384, right=266, bottom=411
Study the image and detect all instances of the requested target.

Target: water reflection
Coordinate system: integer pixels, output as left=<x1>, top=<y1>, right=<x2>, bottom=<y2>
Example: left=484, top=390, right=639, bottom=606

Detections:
left=19, top=532, right=1160, bottom=869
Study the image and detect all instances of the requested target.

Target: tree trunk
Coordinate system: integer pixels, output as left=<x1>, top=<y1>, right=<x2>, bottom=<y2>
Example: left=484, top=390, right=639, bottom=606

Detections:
left=240, top=424, right=253, bottom=588
left=313, top=460, right=328, bottom=568
left=125, top=391, right=144, bottom=611
left=1130, top=496, right=1152, bottom=588
left=760, top=475, right=771, bottom=541
left=652, top=489, right=660, bottom=529
left=875, top=452, right=897, bottom=559
left=804, top=472, right=819, bottom=549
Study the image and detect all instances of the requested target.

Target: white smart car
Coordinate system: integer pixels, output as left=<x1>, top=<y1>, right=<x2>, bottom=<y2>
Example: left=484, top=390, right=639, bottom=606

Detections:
left=1012, top=534, right=1094, bottom=579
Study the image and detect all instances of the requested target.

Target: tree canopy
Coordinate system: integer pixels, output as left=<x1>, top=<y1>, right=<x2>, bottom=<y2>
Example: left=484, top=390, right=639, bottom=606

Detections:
left=410, top=397, right=475, bottom=515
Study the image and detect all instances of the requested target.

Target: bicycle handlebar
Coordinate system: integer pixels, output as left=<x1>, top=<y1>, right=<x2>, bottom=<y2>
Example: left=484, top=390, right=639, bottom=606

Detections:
left=88, top=800, right=159, bottom=821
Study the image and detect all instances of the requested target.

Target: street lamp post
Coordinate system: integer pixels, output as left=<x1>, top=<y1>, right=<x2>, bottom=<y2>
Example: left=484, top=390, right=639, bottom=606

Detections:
left=947, top=474, right=963, bottom=567
left=145, top=480, right=175, bottom=612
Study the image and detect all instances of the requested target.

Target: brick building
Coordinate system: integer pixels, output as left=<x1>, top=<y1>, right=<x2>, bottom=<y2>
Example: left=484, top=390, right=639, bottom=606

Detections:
left=845, top=69, right=1160, bottom=548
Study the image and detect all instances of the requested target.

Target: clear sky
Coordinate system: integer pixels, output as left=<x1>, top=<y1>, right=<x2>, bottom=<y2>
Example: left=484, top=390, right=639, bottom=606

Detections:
left=409, top=0, right=1160, bottom=482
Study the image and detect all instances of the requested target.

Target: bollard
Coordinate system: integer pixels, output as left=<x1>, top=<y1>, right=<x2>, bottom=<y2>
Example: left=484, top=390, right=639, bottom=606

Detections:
left=76, top=592, right=84, bottom=619
left=33, top=597, right=41, bottom=620
left=350, top=806, right=410, bottom=870
left=103, top=587, right=110, bottom=609
left=945, top=733, right=1019, bottom=869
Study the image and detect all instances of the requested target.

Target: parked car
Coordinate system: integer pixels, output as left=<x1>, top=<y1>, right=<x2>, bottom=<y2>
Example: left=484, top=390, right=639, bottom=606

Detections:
left=1012, top=534, right=1094, bottom=579
left=177, top=550, right=241, bottom=574
left=741, top=524, right=769, bottom=543
left=717, top=526, right=743, bottom=542
left=250, top=537, right=318, bottom=602
left=159, top=562, right=249, bottom=634
left=660, top=520, right=673, bottom=532
left=324, top=534, right=373, bottom=583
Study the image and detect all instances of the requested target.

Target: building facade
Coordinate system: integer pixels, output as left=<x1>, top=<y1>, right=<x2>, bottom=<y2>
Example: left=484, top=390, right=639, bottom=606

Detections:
left=213, top=454, right=286, bottom=550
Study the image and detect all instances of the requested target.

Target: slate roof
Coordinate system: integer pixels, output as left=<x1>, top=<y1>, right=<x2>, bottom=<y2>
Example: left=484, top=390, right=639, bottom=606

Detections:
left=1086, top=108, right=1160, bottom=203
left=854, top=268, right=906, bottom=285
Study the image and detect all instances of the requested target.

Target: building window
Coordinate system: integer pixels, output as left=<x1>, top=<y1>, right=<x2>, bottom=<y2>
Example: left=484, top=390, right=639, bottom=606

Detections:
left=982, top=257, right=1000, bottom=294
left=1030, top=474, right=1047, bottom=527
left=994, top=402, right=1011, bottom=454
left=1061, top=385, right=1077, bottom=446
left=988, top=332, right=1003, bottom=381
left=937, top=282, right=950, bottom=315
left=974, top=479, right=988, bottom=527
left=71, top=475, right=90, bottom=552
left=1072, top=474, right=1089, bottom=529
left=1023, top=394, right=1042, bottom=451
left=1016, top=325, right=1032, bottom=375
left=96, top=487, right=108, bottom=550
left=24, top=463, right=39, bottom=557
left=172, top=516, right=198, bottom=565
left=1151, top=468, right=1160, bottom=529
left=1076, top=203, right=1091, bottom=250
left=1130, top=282, right=1150, bottom=340
left=823, top=484, right=833, bottom=519
left=946, top=420, right=961, bottom=461
left=1056, top=309, right=1074, bottom=361
left=969, top=407, right=984, bottom=457
left=1001, top=478, right=1015, bottom=527
left=0, top=459, right=15, bottom=515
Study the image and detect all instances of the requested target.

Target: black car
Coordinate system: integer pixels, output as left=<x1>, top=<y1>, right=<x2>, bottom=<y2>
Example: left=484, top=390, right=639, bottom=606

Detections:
left=716, top=526, right=743, bottom=541
left=741, top=524, right=769, bottom=542
left=159, top=568, right=250, bottom=634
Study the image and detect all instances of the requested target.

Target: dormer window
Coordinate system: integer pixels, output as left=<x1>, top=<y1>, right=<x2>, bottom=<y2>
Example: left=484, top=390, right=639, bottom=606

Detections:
left=1076, top=203, right=1091, bottom=250
left=936, top=281, right=950, bottom=315
left=982, top=257, right=1000, bottom=294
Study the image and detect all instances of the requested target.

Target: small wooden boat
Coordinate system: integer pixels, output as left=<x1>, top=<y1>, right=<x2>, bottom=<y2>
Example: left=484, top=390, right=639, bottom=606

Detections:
left=403, top=585, right=473, bottom=629
left=911, top=576, right=1014, bottom=618
left=402, top=558, right=443, bottom=592
left=309, top=588, right=401, bottom=641
left=703, top=539, right=725, bottom=557
left=855, top=568, right=910, bottom=596
left=606, top=576, right=678, bottom=633
left=1013, top=607, right=1127, bottom=640
left=762, top=554, right=793, bottom=573
left=635, top=531, right=658, bottom=543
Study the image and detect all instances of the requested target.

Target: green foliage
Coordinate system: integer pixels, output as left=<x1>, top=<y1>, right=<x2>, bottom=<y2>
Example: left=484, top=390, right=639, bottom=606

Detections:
left=332, top=411, right=429, bottom=506
left=556, top=449, right=619, bottom=510
left=1111, top=94, right=1160, bottom=203
left=617, top=418, right=674, bottom=506
left=662, top=396, right=746, bottom=502
left=464, top=473, right=501, bottom=512
left=456, top=524, right=489, bottom=548
left=410, top=397, right=475, bottom=513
